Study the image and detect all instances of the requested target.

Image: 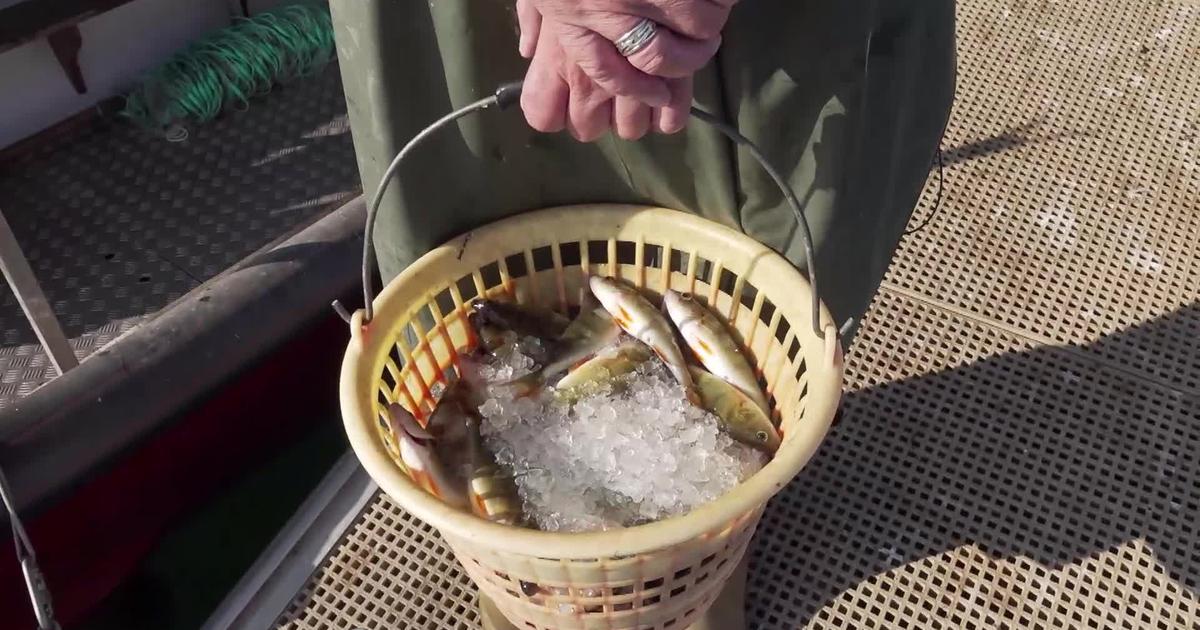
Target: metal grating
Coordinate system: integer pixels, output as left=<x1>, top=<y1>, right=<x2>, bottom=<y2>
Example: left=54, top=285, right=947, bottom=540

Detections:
left=268, top=0, right=1200, bottom=628
left=745, top=290, right=1200, bottom=629
left=892, top=0, right=1200, bottom=392
left=0, top=64, right=359, bottom=408
left=274, top=494, right=482, bottom=630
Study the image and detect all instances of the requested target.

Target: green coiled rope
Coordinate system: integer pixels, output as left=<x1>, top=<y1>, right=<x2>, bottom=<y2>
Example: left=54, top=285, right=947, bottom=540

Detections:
left=122, top=2, right=335, bottom=130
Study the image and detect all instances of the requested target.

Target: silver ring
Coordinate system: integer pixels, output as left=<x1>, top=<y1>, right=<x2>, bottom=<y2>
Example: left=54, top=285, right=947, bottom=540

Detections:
left=614, top=18, right=658, bottom=57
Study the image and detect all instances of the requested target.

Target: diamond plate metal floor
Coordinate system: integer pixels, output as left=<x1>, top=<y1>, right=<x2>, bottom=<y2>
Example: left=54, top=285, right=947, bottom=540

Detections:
left=0, top=64, right=360, bottom=409
left=262, top=1, right=1199, bottom=628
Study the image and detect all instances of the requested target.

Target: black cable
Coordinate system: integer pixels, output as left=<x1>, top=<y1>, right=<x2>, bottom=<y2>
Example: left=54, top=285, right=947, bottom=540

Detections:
left=903, top=148, right=945, bottom=237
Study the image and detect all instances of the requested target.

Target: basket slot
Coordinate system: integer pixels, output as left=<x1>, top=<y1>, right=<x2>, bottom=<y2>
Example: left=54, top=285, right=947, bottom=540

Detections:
left=705, top=261, right=723, bottom=306
left=769, top=327, right=799, bottom=422
left=477, top=263, right=501, bottom=293
left=393, top=325, right=434, bottom=415
left=586, top=239, right=607, bottom=269
left=643, top=243, right=663, bottom=269
left=633, top=237, right=645, bottom=288
left=693, top=255, right=714, bottom=285
left=425, top=291, right=461, bottom=367
left=381, top=355, right=401, bottom=401
left=531, top=245, right=555, bottom=273
left=654, top=242, right=671, bottom=293
left=558, top=240, right=582, bottom=268
left=433, top=286, right=458, bottom=323
left=376, top=381, right=393, bottom=406
left=791, top=369, right=810, bottom=430
left=447, top=282, right=478, bottom=350
left=668, top=248, right=687, bottom=275
left=503, top=252, right=529, bottom=280
left=410, top=307, right=448, bottom=389
left=549, top=242, right=568, bottom=313
left=757, top=297, right=777, bottom=330
left=607, top=238, right=618, bottom=279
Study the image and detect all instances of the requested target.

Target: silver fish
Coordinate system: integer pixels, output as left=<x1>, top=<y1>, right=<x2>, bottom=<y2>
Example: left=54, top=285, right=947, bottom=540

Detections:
left=506, top=287, right=621, bottom=395
left=465, top=414, right=524, bottom=526
left=470, top=299, right=570, bottom=339
left=386, top=403, right=470, bottom=508
left=588, top=276, right=700, bottom=405
left=553, top=340, right=652, bottom=403
left=690, top=367, right=781, bottom=454
left=663, top=290, right=771, bottom=414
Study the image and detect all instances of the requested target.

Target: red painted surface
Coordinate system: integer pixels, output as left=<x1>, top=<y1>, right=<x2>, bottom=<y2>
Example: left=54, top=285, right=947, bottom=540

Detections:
left=0, top=315, right=346, bottom=629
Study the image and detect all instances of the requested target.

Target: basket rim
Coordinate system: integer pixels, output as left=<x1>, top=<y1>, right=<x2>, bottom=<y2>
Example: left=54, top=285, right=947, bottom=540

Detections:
left=340, top=204, right=843, bottom=560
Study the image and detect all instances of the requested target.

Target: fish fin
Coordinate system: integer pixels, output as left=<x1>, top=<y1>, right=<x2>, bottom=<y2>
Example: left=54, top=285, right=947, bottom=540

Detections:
left=580, top=284, right=600, bottom=311
left=504, top=371, right=546, bottom=398
left=388, top=403, right=433, bottom=440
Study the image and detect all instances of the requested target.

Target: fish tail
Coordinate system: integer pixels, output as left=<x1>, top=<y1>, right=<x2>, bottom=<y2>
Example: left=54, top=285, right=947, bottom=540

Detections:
left=667, top=361, right=703, bottom=407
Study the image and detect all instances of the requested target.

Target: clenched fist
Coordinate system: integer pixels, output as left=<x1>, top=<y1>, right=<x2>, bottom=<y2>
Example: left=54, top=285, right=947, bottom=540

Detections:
left=516, top=0, right=734, bottom=140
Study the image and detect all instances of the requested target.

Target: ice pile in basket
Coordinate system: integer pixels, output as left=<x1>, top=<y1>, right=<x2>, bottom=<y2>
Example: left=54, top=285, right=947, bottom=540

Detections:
left=386, top=276, right=779, bottom=532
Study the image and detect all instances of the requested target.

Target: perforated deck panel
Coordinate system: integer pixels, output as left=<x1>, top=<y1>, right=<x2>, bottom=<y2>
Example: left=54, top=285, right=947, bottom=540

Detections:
left=0, top=64, right=358, bottom=409
left=272, top=0, right=1200, bottom=628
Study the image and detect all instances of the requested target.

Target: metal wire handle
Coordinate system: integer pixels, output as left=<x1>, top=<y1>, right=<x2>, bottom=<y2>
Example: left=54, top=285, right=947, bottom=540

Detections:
left=350, top=81, right=824, bottom=338
left=1, top=466, right=60, bottom=630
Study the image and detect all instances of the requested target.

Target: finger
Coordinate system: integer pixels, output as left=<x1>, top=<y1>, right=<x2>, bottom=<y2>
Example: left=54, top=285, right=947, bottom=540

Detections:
left=555, top=23, right=670, bottom=107
left=654, top=75, right=692, bottom=134
left=521, top=23, right=569, bottom=132
left=613, top=96, right=652, bottom=140
left=621, top=2, right=730, bottom=41
left=566, top=66, right=614, bottom=142
left=577, top=13, right=724, bottom=77
left=625, top=30, right=721, bottom=78
left=516, top=0, right=541, bottom=58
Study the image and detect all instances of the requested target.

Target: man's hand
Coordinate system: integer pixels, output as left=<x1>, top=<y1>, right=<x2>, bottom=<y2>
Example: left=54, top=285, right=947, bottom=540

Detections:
left=521, top=14, right=694, bottom=141
left=516, top=0, right=729, bottom=108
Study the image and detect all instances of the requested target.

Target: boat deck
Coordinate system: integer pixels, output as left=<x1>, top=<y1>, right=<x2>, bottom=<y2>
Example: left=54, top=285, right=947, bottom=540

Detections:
left=244, top=0, right=1199, bottom=627
left=0, top=64, right=358, bottom=409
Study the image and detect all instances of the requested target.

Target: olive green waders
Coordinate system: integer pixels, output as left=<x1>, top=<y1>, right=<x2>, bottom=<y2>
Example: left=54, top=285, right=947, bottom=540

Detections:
left=329, top=0, right=955, bottom=342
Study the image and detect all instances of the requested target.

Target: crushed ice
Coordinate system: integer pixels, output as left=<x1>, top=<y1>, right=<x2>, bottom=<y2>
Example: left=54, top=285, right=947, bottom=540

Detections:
left=476, top=343, right=768, bottom=532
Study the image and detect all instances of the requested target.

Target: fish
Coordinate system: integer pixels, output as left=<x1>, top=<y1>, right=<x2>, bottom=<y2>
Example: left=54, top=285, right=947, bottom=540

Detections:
left=468, top=311, right=517, bottom=355
left=465, top=414, right=524, bottom=526
left=553, top=340, right=652, bottom=403
left=690, top=367, right=781, bottom=454
left=468, top=311, right=554, bottom=366
left=385, top=403, right=470, bottom=508
left=505, top=287, right=622, bottom=395
left=663, top=290, right=772, bottom=414
left=470, top=299, right=570, bottom=340
left=588, top=276, right=701, bottom=406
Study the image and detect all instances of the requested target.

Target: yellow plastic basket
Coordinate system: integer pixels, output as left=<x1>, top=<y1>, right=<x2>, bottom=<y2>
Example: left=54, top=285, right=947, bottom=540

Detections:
left=340, top=85, right=845, bottom=630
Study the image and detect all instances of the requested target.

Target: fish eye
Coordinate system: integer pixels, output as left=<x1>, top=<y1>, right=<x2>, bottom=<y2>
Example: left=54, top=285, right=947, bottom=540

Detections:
left=756, top=430, right=768, bottom=442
